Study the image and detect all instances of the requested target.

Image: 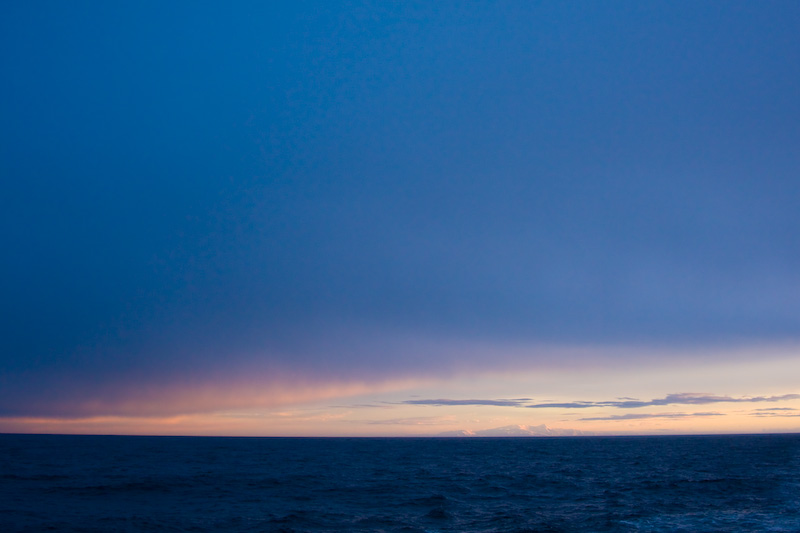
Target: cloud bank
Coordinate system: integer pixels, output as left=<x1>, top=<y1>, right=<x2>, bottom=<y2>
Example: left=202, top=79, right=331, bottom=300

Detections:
left=401, top=393, right=800, bottom=411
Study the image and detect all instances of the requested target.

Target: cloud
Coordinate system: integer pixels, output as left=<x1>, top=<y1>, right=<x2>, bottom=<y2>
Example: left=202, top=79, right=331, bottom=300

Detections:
left=402, top=398, right=527, bottom=407
left=580, top=412, right=724, bottom=421
left=367, top=416, right=456, bottom=426
left=400, top=393, right=800, bottom=412
left=527, top=393, right=800, bottom=409
left=329, top=403, right=396, bottom=409
left=620, top=393, right=800, bottom=408
left=750, top=408, right=800, bottom=418
left=525, top=402, right=599, bottom=409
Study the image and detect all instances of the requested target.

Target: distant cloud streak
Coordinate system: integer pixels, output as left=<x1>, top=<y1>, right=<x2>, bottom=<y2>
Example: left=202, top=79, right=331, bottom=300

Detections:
left=580, top=412, right=724, bottom=421
left=750, top=407, right=800, bottom=418
left=526, top=402, right=597, bottom=409
left=527, top=393, right=800, bottom=409
left=402, top=399, right=526, bottom=407
left=367, top=416, right=456, bottom=426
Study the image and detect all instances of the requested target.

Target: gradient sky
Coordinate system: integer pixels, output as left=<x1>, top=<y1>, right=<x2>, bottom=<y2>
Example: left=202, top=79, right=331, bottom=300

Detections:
left=2, top=1, right=799, bottom=436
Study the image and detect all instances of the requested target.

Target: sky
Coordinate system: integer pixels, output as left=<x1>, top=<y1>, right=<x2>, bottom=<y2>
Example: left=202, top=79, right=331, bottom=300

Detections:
left=2, top=1, right=799, bottom=436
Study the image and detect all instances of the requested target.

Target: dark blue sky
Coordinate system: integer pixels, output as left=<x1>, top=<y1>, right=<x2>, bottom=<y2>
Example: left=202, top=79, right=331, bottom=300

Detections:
left=2, top=1, right=799, bottom=418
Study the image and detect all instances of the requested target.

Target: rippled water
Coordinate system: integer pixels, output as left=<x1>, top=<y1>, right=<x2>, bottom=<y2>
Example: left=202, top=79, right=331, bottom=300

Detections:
left=1, top=434, right=799, bottom=532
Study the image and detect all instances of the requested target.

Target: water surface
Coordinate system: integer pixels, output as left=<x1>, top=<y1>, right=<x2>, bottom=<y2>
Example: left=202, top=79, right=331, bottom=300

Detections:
left=1, top=434, right=799, bottom=531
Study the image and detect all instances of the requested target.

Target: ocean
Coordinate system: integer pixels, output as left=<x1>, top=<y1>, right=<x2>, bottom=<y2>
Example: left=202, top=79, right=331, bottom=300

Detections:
left=1, top=433, right=799, bottom=532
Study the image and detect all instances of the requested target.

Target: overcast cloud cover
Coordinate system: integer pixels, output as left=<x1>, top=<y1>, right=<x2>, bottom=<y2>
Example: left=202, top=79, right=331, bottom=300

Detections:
left=1, top=1, right=799, bottom=423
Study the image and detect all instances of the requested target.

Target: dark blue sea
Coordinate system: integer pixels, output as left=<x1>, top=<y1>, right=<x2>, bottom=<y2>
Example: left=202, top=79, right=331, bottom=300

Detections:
left=2, top=434, right=799, bottom=532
